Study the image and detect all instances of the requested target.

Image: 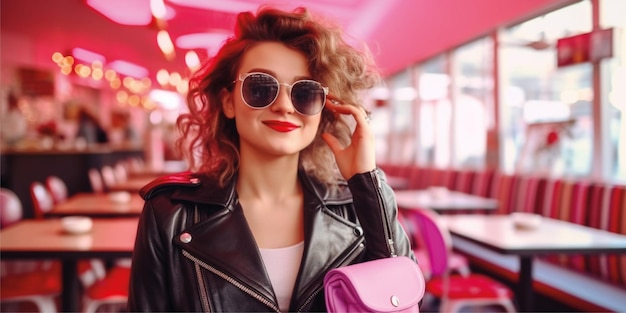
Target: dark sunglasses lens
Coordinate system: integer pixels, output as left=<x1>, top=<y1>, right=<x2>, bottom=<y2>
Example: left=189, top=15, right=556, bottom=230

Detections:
left=242, top=74, right=279, bottom=108
left=291, top=81, right=325, bottom=115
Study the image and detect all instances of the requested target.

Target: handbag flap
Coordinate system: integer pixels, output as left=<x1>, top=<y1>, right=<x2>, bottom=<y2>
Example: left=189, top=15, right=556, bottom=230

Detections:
left=324, top=256, right=425, bottom=311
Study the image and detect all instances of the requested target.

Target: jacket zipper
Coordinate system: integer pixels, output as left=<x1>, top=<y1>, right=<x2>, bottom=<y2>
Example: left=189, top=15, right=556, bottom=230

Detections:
left=370, top=170, right=396, bottom=256
left=296, top=239, right=364, bottom=312
left=183, top=250, right=280, bottom=312
left=193, top=262, right=212, bottom=312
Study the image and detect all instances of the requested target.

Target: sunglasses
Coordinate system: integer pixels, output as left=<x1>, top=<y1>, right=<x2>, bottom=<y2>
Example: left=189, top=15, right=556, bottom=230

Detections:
left=236, top=72, right=329, bottom=115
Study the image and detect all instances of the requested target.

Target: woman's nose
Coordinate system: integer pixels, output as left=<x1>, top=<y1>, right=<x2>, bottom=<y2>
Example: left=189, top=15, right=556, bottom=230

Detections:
left=270, top=84, right=296, bottom=114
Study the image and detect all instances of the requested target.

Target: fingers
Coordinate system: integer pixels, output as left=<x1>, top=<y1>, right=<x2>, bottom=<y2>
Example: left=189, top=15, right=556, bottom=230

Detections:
left=321, top=133, right=343, bottom=154
left=325, top=96, right=370, bottom=125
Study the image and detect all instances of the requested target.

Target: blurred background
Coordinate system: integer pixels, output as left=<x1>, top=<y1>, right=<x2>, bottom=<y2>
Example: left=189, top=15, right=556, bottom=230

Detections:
left=1, top=0, right=625, bottom=206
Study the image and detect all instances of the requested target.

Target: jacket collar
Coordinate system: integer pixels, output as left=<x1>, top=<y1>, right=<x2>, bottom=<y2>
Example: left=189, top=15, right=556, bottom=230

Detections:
left=167, top=169, right=353, bottom=207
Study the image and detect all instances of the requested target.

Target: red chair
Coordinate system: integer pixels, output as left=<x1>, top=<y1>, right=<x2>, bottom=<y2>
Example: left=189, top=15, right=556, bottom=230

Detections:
left=409, top=209, right=516, bottom=312
left=88, top=168, right=105, bottom=193
left=30, top=181, right=55, bottom=219
left=83, top=265, right=131, bottom=313
left=1, top=188, right=23, bottom=229
left=3, top=188, right=128, bottom=312
left=100, top=165, right=117, bottom=190
left=1, top=188, right=59, bottom=312
left=113, top=162, right=128, bottom=183
left=45, top=175, right=68, bottom=205
left=399, top=209, right=470, bottom=279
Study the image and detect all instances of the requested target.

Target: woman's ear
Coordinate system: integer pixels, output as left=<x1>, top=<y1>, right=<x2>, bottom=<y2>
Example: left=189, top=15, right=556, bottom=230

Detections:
left=220, top=88, right=235, bottom=118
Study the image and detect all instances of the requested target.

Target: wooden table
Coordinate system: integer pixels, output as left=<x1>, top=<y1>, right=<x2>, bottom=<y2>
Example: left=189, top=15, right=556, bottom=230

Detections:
left=47, top=192, right=145, bottom=217
left=0, top=218, right=138, bottom=312
left=394, top=189, right=498, bottom=212
left=108, top=176, right=155, bottom=193
left=441, top=214, right=626, bottom=312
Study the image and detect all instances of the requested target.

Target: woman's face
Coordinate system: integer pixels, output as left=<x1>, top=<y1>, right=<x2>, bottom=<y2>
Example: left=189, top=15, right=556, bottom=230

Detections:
left=222, top=42, right=323, bottom=159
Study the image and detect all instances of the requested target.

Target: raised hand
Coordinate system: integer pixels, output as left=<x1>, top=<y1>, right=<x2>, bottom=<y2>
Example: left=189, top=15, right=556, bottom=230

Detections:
left=321, top=96, right=376, bottom=180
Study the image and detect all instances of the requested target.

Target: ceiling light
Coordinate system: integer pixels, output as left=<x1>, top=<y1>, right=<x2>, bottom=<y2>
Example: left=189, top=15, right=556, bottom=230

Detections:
left=185, top=51, right=200, bottom=70
left=87, top=0, right=152, bottom=25
left=108, top=60, right=149, bottom=78
left=150, top=0, right=167, bottom=19
left=157, top=30, right=176, bottom=60
left=72, top=47, right=106, bottom=64
left=156, top=69, right=170, bottom=86
left=176, top=32, right=230, bottom=56
left=167, top=0, right=257, bottom=13
left=149, top=89, right=183, bottom=110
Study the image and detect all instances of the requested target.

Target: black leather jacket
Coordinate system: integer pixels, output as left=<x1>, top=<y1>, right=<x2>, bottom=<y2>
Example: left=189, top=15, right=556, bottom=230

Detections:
left=128, top=168, right=414, bottom=312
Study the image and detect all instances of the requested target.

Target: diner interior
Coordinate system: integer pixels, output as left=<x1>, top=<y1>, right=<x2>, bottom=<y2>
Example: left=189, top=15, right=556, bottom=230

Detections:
left=1, top=0, right=625, bottom=312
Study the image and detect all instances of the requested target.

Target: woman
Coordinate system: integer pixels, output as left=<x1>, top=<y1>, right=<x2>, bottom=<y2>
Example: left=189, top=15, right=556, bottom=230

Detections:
left=128, top=6, right=414, bottom=312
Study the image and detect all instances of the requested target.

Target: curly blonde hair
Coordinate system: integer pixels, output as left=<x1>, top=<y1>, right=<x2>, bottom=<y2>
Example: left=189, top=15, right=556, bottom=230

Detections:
left=176, top=6, right=379, bottom=189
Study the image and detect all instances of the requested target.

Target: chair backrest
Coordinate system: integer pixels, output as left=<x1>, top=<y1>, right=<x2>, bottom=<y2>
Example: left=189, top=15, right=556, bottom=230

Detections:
left=408, top=209, right=452, bottom=277
left=0, top=188, right=23, bottom=228
left=101, top=165, right=117, bottom=189
left=45, top=175, right=68, bottom=204
left=113, top=162, right=128, bottom=182
left=88, top=168, right=105, bottom=193
left=30, top=181, right=54, bottom=219
left=128, top=157, right=145, bottom=174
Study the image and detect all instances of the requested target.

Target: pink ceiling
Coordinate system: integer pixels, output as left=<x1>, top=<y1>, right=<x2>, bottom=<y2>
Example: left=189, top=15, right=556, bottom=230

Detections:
left=0, top=0, right=577, bottom=79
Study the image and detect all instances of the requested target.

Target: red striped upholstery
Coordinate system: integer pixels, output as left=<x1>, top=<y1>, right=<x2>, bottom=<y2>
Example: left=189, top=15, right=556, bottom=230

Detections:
left=421, top=167, right=436, bottom=189
left=454, top=169, right=476, bottom=193
left=586, top=183, right=608, bottom=278
left=471, top=168, right=495, bottom=197
left=377, top=164, right=626, bottom=296
left=606, top=186, right=625, bottom=285
left=407, top=166, right=423, bottom=189
left=540, top=181, right=626, bottom=286
left=513, top=176, right=545, bottom=214
left=489, top=172, right=518, bottom=214
left=592, top=185, right=625, bottom=286
left=442, top=169, right=459, bottom=190
left=566, top=180, right=591, bottom=272
left=430, top=168, right=447, bottom=187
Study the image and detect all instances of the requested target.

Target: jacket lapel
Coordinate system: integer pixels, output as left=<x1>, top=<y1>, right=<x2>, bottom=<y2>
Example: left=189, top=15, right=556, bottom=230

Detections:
left=173, top=202, right=276, bottom=301
left=292, top=173, right=364, bottom=305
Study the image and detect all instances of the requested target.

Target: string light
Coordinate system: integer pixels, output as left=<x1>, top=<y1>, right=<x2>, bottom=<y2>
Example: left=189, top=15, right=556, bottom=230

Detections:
left=157, top=30, right=175, bottom=60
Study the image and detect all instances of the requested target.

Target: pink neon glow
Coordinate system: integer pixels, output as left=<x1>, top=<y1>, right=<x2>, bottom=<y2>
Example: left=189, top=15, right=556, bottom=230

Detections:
left=185, top=51, right=200, bottom=69
left=150, top=0, right=166, bottom=19
left=175, top=32, right=231, bottom=53
left=157, top=30, right=175, bottom=54
left=108, top=60, right=149, bottom=78
left=167, top=0, right=256, bottom=13
left=72, top=47, right=106, bottom=63
left=86, top=0, right=152, bottom=25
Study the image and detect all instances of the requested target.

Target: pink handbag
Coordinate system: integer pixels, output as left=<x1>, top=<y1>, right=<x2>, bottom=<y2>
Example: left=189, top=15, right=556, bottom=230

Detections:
left=324, top=256, right=425, bottom=312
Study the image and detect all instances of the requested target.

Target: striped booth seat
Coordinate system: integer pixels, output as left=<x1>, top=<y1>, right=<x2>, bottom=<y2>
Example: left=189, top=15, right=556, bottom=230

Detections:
left=488, top=172, right=521, bottom=215
left=470, top=168, right=496, bottom=198
left=538, top=179, right=626, bottom=287
left=586, top=183, right=626, bottom=286
left=453, top=169, right=477, bottom=194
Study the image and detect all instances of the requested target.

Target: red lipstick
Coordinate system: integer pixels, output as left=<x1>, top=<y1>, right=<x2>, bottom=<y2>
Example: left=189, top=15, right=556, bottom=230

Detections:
left=263, top=120, right=299, bottom=132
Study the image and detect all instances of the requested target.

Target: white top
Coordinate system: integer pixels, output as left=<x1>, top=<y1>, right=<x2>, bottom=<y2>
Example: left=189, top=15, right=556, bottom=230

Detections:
left=259, top=241, right=304, bottom=311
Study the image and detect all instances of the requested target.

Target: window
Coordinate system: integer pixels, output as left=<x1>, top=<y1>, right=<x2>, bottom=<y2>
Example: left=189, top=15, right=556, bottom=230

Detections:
left=601, top=0, right=626, bottom=182
left=499, top=1, right=593, bottom=176
left=417, top=56, right=450, bottom=167
left=451, top=37, right=494, bottom=168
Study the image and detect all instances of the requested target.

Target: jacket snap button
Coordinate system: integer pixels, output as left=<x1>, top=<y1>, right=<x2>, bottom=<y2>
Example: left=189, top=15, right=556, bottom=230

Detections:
left=189, top=178, right=199, bottom=184
left=353, top=226, right=363, bottom=236
left=180, top=233, right=192, bottom=243
left=390, top=295, right=400, bottom=307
